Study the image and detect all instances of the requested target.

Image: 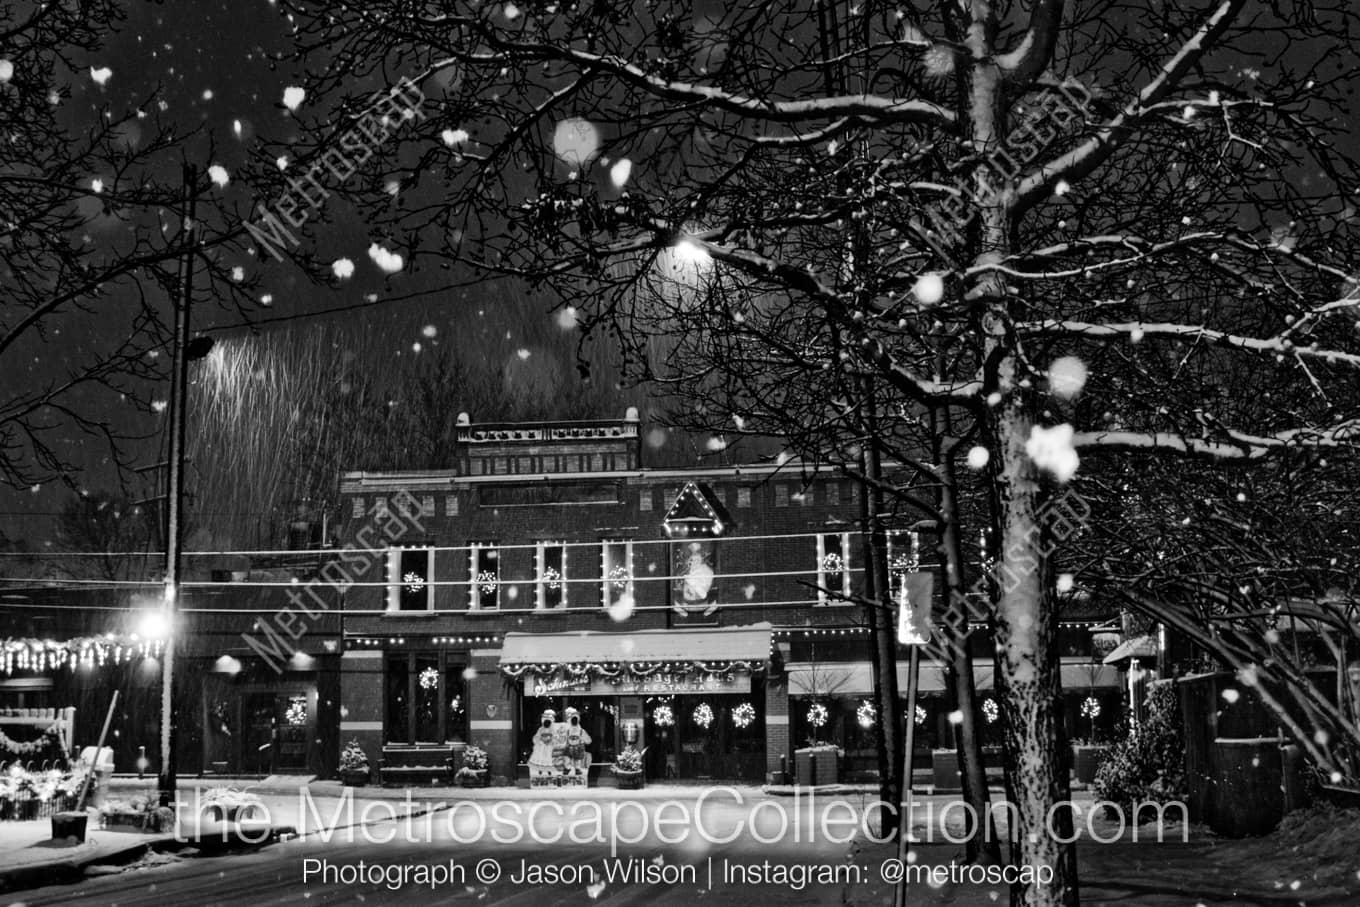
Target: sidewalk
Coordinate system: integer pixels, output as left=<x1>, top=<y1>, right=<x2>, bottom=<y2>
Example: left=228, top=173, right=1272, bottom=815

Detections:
left=0, top=784, right=437, bottom=893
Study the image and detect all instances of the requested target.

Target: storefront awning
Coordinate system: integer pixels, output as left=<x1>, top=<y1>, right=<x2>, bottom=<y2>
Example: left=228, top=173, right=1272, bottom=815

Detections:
left=786, top=660, right=1122, bottom=696
left=499, top=622, right=775, bottom=668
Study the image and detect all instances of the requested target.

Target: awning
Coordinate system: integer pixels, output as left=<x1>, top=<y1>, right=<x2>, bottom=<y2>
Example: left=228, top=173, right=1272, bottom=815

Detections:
left=786, top=660, right=1122, bottom=695
left=499, top=622, right=774, bottom=667
left=1102, top=635, right=1159, bottom=665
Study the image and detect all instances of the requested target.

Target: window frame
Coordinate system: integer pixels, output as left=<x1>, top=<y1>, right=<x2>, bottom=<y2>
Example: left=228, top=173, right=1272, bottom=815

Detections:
left=600, top=538, right=635, bottom=609
left=815, top=532, right=853, bottom=606
left=468, top=541, right=500, bottom=610
left=387, top=545, right=434, bottom=612
left=536, top=540, right=568, bottom=610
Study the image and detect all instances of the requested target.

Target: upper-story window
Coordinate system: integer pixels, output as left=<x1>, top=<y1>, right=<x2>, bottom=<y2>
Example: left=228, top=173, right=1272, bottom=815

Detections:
left=816, top=533, right=852, bottom=605
left=886, top=530, right=919, bottom=600
left=601, top=539, right=634, bottom=610
left=387, top=546, right=433, bottom=611
left=469, top=542, right=499, bottom=610
left=536, top=541, right=567, bottom=609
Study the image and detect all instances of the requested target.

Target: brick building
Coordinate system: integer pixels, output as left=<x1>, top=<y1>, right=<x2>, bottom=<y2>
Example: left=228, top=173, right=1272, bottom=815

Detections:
left=333, top=410, right=1121, bottom=785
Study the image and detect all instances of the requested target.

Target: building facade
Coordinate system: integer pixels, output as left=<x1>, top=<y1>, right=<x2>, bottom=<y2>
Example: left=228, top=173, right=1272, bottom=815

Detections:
left=333, top=412, right=1121, bottom=785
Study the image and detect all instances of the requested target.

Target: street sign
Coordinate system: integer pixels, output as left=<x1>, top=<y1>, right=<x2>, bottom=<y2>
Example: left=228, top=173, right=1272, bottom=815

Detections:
left=897, top=571, right=935, bottom=645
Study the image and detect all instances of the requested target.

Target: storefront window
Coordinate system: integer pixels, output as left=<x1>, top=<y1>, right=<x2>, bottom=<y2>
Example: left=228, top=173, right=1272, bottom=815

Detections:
left=517, top=696, right=617, bottom=765
left=386, top=652, right=469, bottom=745
left=645, top=686, right=765, bottom=782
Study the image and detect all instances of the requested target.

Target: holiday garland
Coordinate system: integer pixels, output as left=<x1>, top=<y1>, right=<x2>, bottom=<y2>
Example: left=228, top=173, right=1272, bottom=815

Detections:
left=0, top=724, right=62, bottom=755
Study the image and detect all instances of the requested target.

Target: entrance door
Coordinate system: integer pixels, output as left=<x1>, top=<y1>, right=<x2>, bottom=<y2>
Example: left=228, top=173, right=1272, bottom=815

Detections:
left=242, top=693, right=275, bottom=775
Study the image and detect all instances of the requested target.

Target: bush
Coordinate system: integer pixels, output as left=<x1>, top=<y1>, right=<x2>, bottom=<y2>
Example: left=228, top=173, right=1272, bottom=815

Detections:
left=614, top=746, right=643, bottom=773
left=1093, top=682, right=1186, bottom=816
left=462, top=746, right=488, bottom=771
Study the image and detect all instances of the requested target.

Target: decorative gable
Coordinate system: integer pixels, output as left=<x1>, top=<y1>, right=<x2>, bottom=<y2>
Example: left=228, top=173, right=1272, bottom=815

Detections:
left=662, top=482, right=729, bottom=538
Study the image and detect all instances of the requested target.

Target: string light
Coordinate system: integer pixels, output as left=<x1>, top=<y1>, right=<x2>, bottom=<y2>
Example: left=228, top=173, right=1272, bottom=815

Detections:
left=1, top=636, right=163, bottom=676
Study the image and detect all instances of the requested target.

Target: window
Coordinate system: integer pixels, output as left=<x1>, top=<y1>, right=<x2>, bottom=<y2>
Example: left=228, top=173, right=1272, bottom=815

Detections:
left=601, top=539, right=634, bottom=609
left=419, top=495, right=435, bottom=518
left=775, top=484, right=789, bottom=507
left=886, top=530, right=919, bottom=601
left=469, top=542, right=499, bottom=610
left=826, top=483, right=840, bottom=507
left=536, top=541, right=567, bottom=609
left=816, top=533, right=852, bottom=605
left=387, top=547, right=433, bottom=611
left=444, top=495, right=459, bottom=517
left=351, top=497, right=365, bottom=519
left=639, top=489, right=653, bottom=511
left=672, top=539, right=718, bottom=615
left=736, top=487, right=751, bottom=508
left=385, top=652, right=468, bottom=745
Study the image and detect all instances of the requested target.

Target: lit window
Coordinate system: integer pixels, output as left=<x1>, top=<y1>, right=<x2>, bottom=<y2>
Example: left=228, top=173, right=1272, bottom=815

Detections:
left=886, top=530, right=919, bottom=600
left=601, top=539, right=634, bottom=609
left=469, top=542, right=499, bottom=610
left=816, top=533, right=852, bottom=605
left=351, top=497, right=365, bottom=519
left=536, top=541, right=567, bottom=609
left=387, top=547, right=433, bottom=611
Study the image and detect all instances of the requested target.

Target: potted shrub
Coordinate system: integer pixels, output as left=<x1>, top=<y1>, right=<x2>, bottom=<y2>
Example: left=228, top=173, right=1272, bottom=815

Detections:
left=612, top=746, right=646, bottom=790
left=338, top=740, right=371, bottom=787
left=455, top=745, right=489, bottom=788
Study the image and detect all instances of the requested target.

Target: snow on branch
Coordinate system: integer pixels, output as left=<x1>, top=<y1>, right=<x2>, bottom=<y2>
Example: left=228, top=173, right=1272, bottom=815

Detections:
left=447, top=24, right=958, bottom=130
left=1013, top=0, right=1247, bottom=210
left=1074, top=421, right=1360, bottom=459
left=997, top=0, right=1065, bottom=86
left=1016, top=320, right=1360, bottom=370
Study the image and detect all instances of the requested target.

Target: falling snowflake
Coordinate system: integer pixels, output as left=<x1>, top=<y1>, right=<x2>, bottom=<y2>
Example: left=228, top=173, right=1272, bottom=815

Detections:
left=368, top=243, right=404, bottom=274
left=90, top=66, right=113, bottom=86
left=331, top=258, right=355, bottom=279
left=282, top=86, right=305, bottom=111
left=0, top=61, right=13, bottom=83
left=440, top=128, right=469, bottom=147
left=692, top=703, right=715, bottom=728
left=609, top=158, right=632, bottom=188
left=913, top=272, right=944, bottom=305
left=207, top=165, right=229, bottom=187
left=732, top=702, right=756, bottom=729
left=652, top=704, right=674, bottom=727
left=1047, top=356, right=1088, bottom=399
left=1025, top=423, right=1079, bottom=483
left=807, top=702, right=829, bottom=729
left=857, top=700, right=876, bottom=729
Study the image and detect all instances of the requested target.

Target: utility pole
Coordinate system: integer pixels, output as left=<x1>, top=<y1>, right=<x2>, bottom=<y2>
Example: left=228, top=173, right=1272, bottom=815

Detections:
left=159, top=164, right=199, bottom=808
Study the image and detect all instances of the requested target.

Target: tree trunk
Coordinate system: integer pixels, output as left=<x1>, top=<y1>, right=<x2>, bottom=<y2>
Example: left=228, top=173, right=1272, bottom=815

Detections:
left=860, top=391, right=904, bottom=840
left=963, top=30, right=1077, bottom=902
left=931, top=396, right=1000, bottom=864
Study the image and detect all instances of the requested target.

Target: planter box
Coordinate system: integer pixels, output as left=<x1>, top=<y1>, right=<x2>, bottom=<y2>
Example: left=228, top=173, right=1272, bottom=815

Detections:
left=340, top=770, right=370, bottom=787
left=931, top=750, right=961, bottom=792
left=457, top=770, right=489, bottom=788
left=202, top=803, right=266, bottom=823
left=1073, top=745, right=1110, bottom=784
left=614, top=770, right=644, bottom=790
left=794, top=748, right=840, bottom=786
left=51, top=811, right=87, bottom=843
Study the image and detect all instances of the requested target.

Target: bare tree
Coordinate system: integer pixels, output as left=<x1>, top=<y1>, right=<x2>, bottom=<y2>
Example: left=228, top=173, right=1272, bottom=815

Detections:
left=274, top=2, right=1360, bottom=903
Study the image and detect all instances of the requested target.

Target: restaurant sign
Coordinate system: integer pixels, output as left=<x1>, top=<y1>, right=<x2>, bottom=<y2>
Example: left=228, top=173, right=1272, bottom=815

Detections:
left=526, top=671, right=749, bottom=697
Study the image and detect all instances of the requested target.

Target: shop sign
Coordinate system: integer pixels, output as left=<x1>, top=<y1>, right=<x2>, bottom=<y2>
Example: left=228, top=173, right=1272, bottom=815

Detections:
left=525, top=671, right=750, bottom=696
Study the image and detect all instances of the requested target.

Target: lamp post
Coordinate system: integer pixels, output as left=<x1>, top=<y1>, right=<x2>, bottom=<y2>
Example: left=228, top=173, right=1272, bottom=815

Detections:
left=158, top=165, right=200, bottom=808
